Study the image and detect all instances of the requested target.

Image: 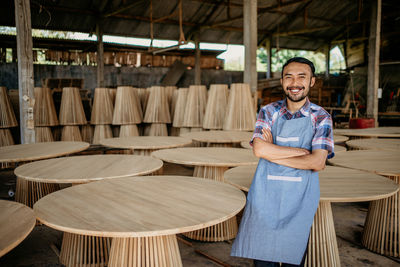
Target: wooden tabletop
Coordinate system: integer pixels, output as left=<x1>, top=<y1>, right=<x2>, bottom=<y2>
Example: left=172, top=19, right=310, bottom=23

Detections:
left=14, top=155, right=163, bottom=183
left=335, top=145, right=346, bottom=154
left=346, top=138, right=400, bottom=151
left=151, top=147, right=258, bottom=167
left=180, top=130, right=253, bottom=144
left=224, top=165, right=399, bottom=202
left=334, top=134, right=349, bottom=143
left=240, top=140, right=252, bottom=149
left=34, top=176, right=246, bottom=237
left=328, top=150, right=400, bottom=177
left=0, top=200, right=36, bottom=257
left=100, top=136, right=192, bottom=150
left=334, top=127, right=400, bottom=138
left=0, top=141, right=89, bottom=163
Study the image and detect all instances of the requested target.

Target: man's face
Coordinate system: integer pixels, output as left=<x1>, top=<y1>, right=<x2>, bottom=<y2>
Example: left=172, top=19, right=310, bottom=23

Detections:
left=281, top=62, right=316, bottom=103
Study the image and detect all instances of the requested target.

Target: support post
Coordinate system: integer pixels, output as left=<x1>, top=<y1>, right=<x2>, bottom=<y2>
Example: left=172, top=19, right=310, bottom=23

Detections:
left=325, top=43, right=330, bottom=80
left=14, top=0, right=35, bottom=144
left=265, top=38, right=272, bottom=79
left=367, top=0, right=381, bottom=126
left=96, top=21, right=104, bottom=88
left=243, top=0, right=258, bottom=93
left=194, top=34, right=201, bottom=85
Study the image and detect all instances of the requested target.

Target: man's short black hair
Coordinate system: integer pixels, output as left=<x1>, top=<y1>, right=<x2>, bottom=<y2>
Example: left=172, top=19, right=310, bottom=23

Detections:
left=281, top=57, right=315, bottom=77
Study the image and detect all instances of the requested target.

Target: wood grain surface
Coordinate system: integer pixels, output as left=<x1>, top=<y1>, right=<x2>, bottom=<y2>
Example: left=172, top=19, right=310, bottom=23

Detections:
left=34, top=176, right=246, bottom=237
left=0, top=141, right=89, bottom=163
left=334, top=145, right=346, bottom=154
left=180, top=130, right=252, bottom=144
left=0, top=200, right=36, bottom=257
left=328, top=150, right=400, bottom=176
left=334, top=127, right=400, bottom=138
left=15, top=154, right=163, bottom=183
left=151, top=147, right=258, bottom=167
left=100, top=136, right=192, bottom=150
left=346, top=138, right=400, bottom=151
left=224, top=165, right=399, bottom=201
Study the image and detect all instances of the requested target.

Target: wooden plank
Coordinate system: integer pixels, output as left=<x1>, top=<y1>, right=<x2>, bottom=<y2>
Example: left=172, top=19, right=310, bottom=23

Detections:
left=14, top=0, right=35, bottom=143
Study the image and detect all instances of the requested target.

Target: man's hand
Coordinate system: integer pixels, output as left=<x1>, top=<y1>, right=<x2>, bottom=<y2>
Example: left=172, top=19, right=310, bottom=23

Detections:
left=261, top=128, right=273, bottom=143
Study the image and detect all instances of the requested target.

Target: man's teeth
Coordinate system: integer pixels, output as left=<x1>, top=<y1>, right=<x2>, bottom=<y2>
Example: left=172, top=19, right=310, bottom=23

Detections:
left=290, top=89, right=300, bottom=93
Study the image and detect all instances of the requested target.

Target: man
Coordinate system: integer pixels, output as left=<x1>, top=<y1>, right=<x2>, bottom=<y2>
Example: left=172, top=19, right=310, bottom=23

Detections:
left=231, top=57, right=334, bottom=267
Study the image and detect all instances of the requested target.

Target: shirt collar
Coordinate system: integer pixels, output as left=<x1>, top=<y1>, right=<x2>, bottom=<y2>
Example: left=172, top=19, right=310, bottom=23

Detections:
left=280, top=98, right=311, bottom=117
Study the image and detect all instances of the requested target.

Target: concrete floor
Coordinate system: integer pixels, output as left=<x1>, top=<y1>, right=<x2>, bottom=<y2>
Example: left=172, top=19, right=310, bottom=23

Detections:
left=1, top=164, right=400, bottom=267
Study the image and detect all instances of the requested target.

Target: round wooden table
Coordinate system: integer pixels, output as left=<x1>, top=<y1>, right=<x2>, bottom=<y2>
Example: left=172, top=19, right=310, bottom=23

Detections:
left=99, top=136, right=192, bottom=155
left=224, top=165, right=399, bottom=267
left=334, top=134, right=349, bottom=144
left=15, top=154, right=163, bottom=267
left=0, top=200, right=36, bottom=258
left=0, top=141, right=89, bottom=168
left=328, top=150, right=400, bottom=257
left=334, top=127, right=400, bottom=139
left=152, top=147, right=257, bottom=242
left=34, top=176, right=246, bottom=267
left=346, top=138, right=400, bottom=151
left=180, top=130, right=253, bottom=147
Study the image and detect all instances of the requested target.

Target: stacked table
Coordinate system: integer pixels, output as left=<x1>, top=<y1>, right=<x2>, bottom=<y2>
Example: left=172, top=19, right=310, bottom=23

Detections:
left=334, top=127, right=400, bottom=139
left=181, top=130, right=252, bottom=147
left=152, top=147, right=258, bottom=242
left=224, top=165, right=399, bottom=267
left=346, top=138, right=400, bottom=151
left=100, top=136, right=192, bottom=156
left=328, top=150, right=400, bottom=257
left=0, top=200, right=36, bottom=258
left=34, top=176, right=246, bottom=267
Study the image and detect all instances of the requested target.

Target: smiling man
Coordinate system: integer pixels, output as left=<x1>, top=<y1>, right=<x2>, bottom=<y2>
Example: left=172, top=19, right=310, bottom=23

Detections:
left=231, top=57, right=334, bottom=267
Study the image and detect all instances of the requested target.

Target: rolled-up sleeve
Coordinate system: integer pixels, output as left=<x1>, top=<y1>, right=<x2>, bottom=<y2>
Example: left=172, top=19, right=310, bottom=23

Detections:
left=312, top=115, right=334, bottom=159
left=250, top=107, right=272, bottom=146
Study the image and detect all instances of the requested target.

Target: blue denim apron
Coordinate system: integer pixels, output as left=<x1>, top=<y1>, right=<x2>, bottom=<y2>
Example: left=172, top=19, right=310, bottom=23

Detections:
left=231, top=114, right=319, bottom=265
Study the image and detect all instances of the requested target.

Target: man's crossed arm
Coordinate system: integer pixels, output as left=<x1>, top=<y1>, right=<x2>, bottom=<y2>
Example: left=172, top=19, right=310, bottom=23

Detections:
left=252, top=128, right=327, bottom=172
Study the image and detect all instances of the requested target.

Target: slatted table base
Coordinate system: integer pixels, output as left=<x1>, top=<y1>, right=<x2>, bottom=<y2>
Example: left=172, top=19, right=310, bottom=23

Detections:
left=362, top=175, right=400, bottom=257
left=15, top=177, right=60, bottom=208
left=305, top=201, right=340, bottom=267
left=60, top=232, right=111, bottom=267
left=108, top=235, right=182, bottom=267
left=184, top=165, right=238, bottom=242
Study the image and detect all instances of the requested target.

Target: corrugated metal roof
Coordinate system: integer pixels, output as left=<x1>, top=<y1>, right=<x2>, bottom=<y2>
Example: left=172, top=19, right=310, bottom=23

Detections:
left=1, top=0, right=399, bottom=51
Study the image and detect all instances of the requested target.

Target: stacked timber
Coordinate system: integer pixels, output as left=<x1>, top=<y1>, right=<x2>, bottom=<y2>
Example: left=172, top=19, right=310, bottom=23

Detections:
left=143, top=86, right=171, bottom=136
left=203, top=84, right=229, bottom=130
left=112, top=86, right=142, bottom=137
left=0, top=86, right=17, bottom=146
left=34, top=87, right=58, bottom=142
left=182, top=85, right=207, bottom=132
left=59, top=87, right=87, bottom=141
left=223, top=83, right=256, bottom=131
left=91, top=88, right=114, bottom=144
left=171, top=88, right=189, bottom=136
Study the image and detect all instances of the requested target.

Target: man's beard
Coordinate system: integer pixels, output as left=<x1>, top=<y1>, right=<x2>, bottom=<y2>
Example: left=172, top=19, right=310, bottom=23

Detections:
left=285, top=86, right=307, bottom=102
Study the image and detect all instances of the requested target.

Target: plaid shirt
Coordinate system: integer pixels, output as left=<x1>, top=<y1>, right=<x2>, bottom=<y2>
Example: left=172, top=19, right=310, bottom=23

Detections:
left=251, top=98, right=334, bottom=159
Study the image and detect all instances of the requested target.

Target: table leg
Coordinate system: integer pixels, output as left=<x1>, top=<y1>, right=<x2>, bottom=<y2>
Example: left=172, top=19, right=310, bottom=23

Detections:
left=306, top=201, right=341, bottom=267
left=108, top=235, right=182, bottom=267
left=362, top=175, right=400, bottom=257
left=60, top=232, right=111, bottom=267
left=185, top=166, right=238, bottom=242
left=15, top=177, right=60, bottom=208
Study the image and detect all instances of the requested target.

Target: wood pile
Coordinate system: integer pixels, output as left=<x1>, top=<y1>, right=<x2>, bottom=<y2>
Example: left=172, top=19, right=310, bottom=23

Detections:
left=203, top=84, right=229, bottom=130
left=59, top=87, right=87, bottom=141
left=0, top=86, right=18, bottom=146
left=223, top=83, right=255, bottom=131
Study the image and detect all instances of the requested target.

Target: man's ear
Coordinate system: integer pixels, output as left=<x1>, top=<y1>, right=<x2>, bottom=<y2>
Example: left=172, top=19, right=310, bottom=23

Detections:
left=280, top=78, right=283, bottom=86
left=310, top=77, right=316, bottom=87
